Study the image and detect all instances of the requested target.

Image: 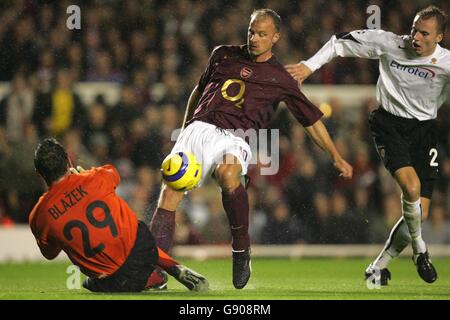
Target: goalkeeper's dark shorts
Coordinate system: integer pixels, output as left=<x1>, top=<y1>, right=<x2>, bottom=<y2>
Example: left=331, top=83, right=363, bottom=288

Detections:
left=368, top=107, right=439, bottom=199
left=83, top=221, right=158, bottom=292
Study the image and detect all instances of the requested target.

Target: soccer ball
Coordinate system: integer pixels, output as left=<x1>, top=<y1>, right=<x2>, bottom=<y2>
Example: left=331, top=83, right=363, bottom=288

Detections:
left=161, top=151, right=202, bottom=191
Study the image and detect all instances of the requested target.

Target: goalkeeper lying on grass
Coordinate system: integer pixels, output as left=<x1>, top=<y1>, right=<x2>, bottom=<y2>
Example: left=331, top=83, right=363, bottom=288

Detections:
left=29, top=137, right=209, bottom=292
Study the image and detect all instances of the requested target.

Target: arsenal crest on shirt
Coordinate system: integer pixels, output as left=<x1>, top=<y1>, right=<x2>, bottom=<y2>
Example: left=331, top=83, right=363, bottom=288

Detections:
left=240, top=67, right=253, bottom=79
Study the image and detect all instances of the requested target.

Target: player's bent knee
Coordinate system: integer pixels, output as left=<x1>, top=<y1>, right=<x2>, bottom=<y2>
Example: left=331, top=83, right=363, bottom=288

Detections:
left=395, top=168, right=421, bottom=201
left=397, top=177, right=421, bottom=201
left=215, top=164, right=241, bottom=193
left=403, top=182, right=421, bottom=201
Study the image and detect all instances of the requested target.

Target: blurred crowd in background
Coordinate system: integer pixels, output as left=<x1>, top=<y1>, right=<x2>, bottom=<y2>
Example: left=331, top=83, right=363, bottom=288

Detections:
left=0, top=0, right=449, bottom=245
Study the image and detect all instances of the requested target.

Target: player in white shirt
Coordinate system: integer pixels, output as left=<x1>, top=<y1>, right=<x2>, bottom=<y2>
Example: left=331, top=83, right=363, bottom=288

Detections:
left=286, top=6, right=449, bottom=285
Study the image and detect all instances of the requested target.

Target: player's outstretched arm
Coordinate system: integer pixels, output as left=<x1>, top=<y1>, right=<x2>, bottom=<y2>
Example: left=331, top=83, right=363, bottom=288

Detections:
left=286, top=30, right=387, bottom=84
left=304, top=120, right=353, bottom=179
left=285, top=63, right=313, bottom=84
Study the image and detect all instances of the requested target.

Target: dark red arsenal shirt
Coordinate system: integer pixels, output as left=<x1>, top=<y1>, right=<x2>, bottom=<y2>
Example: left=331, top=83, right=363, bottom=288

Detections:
left=188, top=45, right=323, bottom=131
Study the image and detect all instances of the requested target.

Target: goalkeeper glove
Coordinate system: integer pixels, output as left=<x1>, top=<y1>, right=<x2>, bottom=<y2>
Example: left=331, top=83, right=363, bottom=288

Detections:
left=69, top=166, right=86, bottom=174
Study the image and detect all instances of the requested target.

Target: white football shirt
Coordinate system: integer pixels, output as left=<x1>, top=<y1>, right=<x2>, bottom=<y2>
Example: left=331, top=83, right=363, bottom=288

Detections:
left=303, top=30, right=450, bottom=120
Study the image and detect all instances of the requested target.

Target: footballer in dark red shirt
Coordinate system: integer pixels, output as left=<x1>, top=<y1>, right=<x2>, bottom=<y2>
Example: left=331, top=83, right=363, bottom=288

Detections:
left=189, top=44, right=323, bottom=131
left=149, top=8, right=353, bottom=290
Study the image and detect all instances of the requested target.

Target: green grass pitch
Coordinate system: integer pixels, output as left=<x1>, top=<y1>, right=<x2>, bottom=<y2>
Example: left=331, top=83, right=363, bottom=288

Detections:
left=1, top=258, right=449, bottom=300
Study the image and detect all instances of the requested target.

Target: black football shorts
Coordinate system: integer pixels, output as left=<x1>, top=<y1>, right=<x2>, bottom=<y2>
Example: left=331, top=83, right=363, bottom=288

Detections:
left=83, top=221, right=158, bottom=292
left=368, top=108, right=439, bottom=199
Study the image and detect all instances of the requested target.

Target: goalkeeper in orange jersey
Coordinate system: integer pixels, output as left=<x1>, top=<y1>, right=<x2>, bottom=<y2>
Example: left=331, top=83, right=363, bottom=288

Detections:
left=29, top=138, right=208, bottom=292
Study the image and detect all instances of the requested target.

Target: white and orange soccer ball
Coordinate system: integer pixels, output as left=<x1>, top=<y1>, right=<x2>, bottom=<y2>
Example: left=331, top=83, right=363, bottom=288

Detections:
left=161, top=151, right=202, bottom=191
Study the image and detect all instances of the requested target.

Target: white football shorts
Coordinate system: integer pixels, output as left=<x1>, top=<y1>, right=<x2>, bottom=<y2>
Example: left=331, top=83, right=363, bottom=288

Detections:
left=170, top=121, right=252, bottom=186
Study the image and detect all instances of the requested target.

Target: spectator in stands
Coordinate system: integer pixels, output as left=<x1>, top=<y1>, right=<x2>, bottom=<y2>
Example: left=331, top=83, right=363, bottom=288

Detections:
left=324, top=191, right=368, bottom=243
left=174, top=208, right=204, bottom=245
left=310, top=192, right=330, bottom=243
left=108, top=85, right=142, bottom=131
left=201, top=199, right=230, bottom=245
left=35, top=50, right=56, bottom=93
left=286, top=155, right=319, bottom=237
left=248, top=188, right=268, bottom=244
left=86, top=50, right=127, bottom=83
left=261, top=202, right=302, bottom=244
left=0, top=72, right=35, bottom=142
left=33, top=69, right=86, bottom=137
left=368, top=194, right=402, bottom=244
left=82, top=98, right=110, bottom=155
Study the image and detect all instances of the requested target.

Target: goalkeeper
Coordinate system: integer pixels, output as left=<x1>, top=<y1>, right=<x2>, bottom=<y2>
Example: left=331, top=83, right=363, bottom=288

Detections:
left=29, top=138, right=208, bottom=292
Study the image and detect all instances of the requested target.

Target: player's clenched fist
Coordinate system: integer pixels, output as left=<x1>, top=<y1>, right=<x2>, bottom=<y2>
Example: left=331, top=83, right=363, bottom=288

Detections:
left=333, top=158, right=353, bottom=180
left=284, top=63, right=313, bottom=84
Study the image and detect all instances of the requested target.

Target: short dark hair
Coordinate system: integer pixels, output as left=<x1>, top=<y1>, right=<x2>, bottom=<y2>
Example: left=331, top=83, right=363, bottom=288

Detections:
left=34, top=138, right=70, bottom=185
left=251, top=8, right=281, bottom=32
left=416, top=6, right=448, bottom=34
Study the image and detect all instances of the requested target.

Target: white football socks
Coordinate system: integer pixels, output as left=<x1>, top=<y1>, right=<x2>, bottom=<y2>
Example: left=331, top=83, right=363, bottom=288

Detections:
left=373, top=197, right=427, bottom=269
left=402, top=197, right=426, bottom=254
left=374, top=217, right=411, bottom=269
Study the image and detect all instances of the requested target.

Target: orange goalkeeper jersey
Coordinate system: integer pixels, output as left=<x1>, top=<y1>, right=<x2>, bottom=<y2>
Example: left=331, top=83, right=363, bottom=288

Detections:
left=29, top=165, right=138, bottom=278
